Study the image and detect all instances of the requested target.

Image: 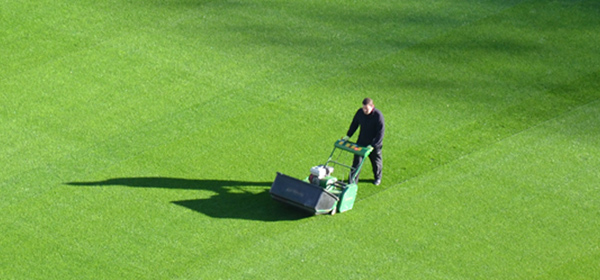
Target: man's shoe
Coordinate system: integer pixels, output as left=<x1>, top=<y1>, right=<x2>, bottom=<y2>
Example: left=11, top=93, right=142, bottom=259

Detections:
left=373, top=179, right=381, bottom=186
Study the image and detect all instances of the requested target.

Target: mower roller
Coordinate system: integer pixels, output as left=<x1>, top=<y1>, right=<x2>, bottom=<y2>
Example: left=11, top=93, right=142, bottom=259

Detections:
left=270, top=139, right=373, bottom=215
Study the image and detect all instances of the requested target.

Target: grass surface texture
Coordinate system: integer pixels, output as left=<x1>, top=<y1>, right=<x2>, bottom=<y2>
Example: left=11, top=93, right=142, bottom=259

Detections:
left=1, top=0, right=599, bottom=279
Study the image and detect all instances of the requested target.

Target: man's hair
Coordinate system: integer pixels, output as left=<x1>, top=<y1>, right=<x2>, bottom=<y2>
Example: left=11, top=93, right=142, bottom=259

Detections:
left=362, top=98, right=374, bottom=106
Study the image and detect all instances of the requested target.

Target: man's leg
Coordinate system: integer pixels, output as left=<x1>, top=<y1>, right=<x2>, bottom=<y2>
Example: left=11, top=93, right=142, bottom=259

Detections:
left=369, top=147, right=383, bottom=185
left=350, top=154, right=363, bottom=183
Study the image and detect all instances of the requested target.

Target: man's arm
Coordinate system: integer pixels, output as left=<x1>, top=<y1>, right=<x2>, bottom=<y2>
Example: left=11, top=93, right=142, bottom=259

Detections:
left=371, top=111, right=385, bottom=147
left=346, top=110, right=361, bottom=138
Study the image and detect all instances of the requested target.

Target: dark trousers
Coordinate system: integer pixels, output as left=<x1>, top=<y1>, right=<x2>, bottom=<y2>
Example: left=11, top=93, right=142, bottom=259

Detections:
left=350, top=146, right=382, bottom=183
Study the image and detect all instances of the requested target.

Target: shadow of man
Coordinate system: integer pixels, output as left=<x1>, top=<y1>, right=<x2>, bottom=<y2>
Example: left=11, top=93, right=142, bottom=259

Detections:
left=67, top=177, right=310, bottom=221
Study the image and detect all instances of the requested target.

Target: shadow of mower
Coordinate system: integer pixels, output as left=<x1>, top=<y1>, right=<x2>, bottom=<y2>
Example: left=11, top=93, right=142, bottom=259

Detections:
left=67, top=177, right=310, bottom=222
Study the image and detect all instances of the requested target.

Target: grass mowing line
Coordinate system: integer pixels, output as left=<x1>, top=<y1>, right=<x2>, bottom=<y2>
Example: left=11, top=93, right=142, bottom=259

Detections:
left=358, top=95, right=600, bottom=207
left=355, top=68, right=600, bottom=203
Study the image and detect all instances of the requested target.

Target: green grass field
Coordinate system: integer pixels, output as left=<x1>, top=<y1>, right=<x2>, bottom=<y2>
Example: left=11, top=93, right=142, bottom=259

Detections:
left=2, top=0, right=599, bottom=278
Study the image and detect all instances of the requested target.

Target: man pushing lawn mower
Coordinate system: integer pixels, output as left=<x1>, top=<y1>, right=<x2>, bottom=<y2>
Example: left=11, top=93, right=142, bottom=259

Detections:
left=343, top=98, right=385, bottom=185
left=269, top=98, right=384, bottom=215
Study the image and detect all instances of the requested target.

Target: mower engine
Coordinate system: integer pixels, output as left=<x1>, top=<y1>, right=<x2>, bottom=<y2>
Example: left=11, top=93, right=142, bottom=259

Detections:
left=308, top=165, right=337, bottom=188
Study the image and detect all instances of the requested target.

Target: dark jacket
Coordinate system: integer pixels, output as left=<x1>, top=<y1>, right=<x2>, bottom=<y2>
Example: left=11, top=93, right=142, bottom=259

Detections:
left=347, top=107, right=385, bottom=148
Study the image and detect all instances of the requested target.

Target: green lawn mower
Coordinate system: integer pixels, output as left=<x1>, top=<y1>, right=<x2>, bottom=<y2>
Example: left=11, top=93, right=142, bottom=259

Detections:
left=270, top=139, right=373, bottom=215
